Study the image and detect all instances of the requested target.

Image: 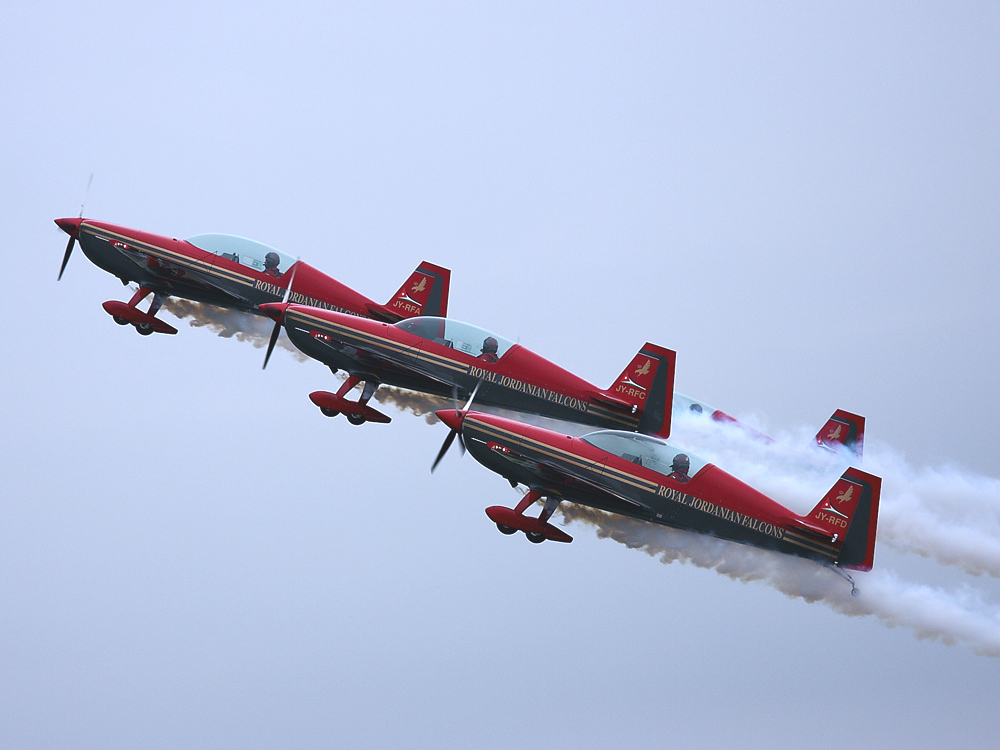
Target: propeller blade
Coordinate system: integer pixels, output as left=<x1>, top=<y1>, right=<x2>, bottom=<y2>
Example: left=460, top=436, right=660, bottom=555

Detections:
left=281, top=258, right=300, bottom=303
left=431, top=429, right=458, bottom=473
left=463, top=379, right=482, bottom=411
left=262, top=259, right=298, bottom=370
left=57, top=235, right=75, bottom=281
left=262, top=320, right=281, bottom=370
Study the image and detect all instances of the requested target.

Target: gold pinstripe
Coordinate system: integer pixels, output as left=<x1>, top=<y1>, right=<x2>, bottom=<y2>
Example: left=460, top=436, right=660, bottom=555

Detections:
left=83, top=224, right=260, bottom=289
left=783, top=530, right=838, bottom=559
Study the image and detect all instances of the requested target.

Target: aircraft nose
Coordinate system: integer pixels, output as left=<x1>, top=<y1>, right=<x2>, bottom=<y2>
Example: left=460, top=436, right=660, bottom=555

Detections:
left=259, top=302, right=288, bottom=324
left=435, top=409, right=465, bottom=432
left=54, top=217, right=82, bottom=237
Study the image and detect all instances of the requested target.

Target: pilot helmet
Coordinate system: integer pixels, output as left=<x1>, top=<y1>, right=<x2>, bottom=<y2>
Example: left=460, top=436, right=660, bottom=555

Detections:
left=482, top=336, right=499, bottom=354
left=672, top=454, right=690, bottom=473
left=264, top=251, right=280, bottom=269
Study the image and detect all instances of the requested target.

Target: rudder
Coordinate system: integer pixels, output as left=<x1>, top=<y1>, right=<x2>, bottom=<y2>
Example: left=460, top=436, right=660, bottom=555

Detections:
left=815, top=409, right=865, bottom=459
left=384, top=261, right=451, bottom=319
left=799, top=467, right=881, bottom=572
left=601, top=343, right=676, bottom=438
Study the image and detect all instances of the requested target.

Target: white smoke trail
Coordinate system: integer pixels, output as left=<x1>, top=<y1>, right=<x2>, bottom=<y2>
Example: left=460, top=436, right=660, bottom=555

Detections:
left=160, top=298, right=308, bottom=360
left=558, top=504, right=1000, bottom=657
left=159, top=298, right=451, bottom=421
left=668, top=409, right=1000, bottom=579
left=155, top=298, right=1000, bottom=652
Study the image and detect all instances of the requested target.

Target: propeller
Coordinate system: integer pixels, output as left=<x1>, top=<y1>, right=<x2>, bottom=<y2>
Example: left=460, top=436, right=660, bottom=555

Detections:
left=57, top=231, right=76, bottom=281
left=431, top=379, right=482, bottom=472
left=262, top=258, right=299, bottom=370
left=57, top=174, right=93, bottom=281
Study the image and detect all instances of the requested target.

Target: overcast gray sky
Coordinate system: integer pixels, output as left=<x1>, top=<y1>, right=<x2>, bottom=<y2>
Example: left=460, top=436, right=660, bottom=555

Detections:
left=3, top=2, right=999, bottom=748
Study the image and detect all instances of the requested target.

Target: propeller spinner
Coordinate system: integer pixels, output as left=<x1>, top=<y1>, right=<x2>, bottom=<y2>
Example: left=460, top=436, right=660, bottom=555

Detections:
left=430, top=379, right=482, bottom=472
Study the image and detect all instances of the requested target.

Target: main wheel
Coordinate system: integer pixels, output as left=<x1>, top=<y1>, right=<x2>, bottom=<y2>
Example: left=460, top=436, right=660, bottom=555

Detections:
left=346, top=413, right=367, bottom=425
left=135, top=323, right=154, bottom=336
left=320, top=408, right=340, bottom=418
left=525, top=531, right=546, bottom=544
left=496, top=523, right=517, bottom=535
left=113, top=315, right=129, bottom=326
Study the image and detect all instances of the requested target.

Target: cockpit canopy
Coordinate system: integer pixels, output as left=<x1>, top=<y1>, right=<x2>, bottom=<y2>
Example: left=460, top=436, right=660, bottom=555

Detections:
left=582, top=430, right=708, bottom=480
left=395, top=317, right=515, bottom=359
left=187, top=234, right=296, bottom=277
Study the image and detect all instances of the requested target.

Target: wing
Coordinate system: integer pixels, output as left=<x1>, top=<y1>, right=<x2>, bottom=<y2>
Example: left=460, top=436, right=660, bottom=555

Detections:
left=292, top=323, right=459, bottom=389
left=469, top=436, right=654, bottom=513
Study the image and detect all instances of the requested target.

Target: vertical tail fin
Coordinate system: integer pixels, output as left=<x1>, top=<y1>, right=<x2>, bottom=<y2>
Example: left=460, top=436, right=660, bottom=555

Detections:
left=371, top=261, right=451, bottom=321
left=799, top=467, right=881, bottom=571
left=597, top=343, right=676, bottom=438
left=815, top=409, right=865, bottom=459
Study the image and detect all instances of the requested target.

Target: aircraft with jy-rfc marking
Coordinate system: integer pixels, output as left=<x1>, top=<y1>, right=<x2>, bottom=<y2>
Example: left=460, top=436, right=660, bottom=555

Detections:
left=259, top=301, right=676, bottom=434
left=55, top=217, right=451, bottom=335
left=434, top=407, right=880, bottom=593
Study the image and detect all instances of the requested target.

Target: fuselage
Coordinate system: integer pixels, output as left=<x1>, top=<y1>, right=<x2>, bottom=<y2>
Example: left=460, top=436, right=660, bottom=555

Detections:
left=281, top=304, right=644, bottom=431
left=68, top=219, right=414, bottom=319
left=459, top=412, right=849, bottom=566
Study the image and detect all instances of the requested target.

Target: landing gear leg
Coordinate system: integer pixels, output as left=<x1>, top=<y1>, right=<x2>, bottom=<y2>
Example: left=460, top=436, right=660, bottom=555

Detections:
left=129, top=287, right=156, bottom=335
left=347, top=380, right=380, bottom=425
left=148, top=293, right=163, bottom=317
left=512, top=490, right=548, bottom=543
left=513, top=489, right=541, bottom=516
left=127, top=286, right=152, bottom=308
left=336, top=375, right=361, bottom=399
left=537, top=496, right=561, bottom=525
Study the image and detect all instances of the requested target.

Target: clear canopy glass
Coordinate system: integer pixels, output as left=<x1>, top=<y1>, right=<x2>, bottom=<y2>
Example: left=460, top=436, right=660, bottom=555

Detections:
left=395, top=317, right=515, bottom=360
left=187, top=234, right=295, bottom=277
left=582, top=430, right=707, bottom=481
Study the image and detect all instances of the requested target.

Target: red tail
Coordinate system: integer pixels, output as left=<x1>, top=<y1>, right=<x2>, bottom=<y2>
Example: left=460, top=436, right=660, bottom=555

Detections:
left=369, top=261, right=451, bottom=321
left=594, top=343, right=676, bottom=438
left=815, top=409, right=865, bottom=459
left=798, top=467, right=881, bottom=571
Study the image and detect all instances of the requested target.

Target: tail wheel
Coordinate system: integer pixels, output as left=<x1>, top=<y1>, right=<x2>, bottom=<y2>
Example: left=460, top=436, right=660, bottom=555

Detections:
left=346, top=413, right=367, bottom=425
left=496, top=523, right=517, bottom=535
left=320, top=408, right=340, bottom=418
left=525, top=531, right=545, bottom=544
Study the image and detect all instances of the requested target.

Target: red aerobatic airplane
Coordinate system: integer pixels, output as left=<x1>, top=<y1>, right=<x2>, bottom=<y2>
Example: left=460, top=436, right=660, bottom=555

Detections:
left=55, top=217, right=451, bottom=336
left=259, top=301, right=676, bottom=435
left=674, top=393, right=866, bottom=458
left=434, top=407, right=880, bottom=593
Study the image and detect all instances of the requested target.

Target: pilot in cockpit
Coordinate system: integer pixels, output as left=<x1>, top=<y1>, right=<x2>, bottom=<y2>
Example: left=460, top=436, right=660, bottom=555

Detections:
left=668, top=453, right=691, bottom=483
left=263, top=251, right=283, bottom=278
left=479, top=336, right=499, bottom=364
